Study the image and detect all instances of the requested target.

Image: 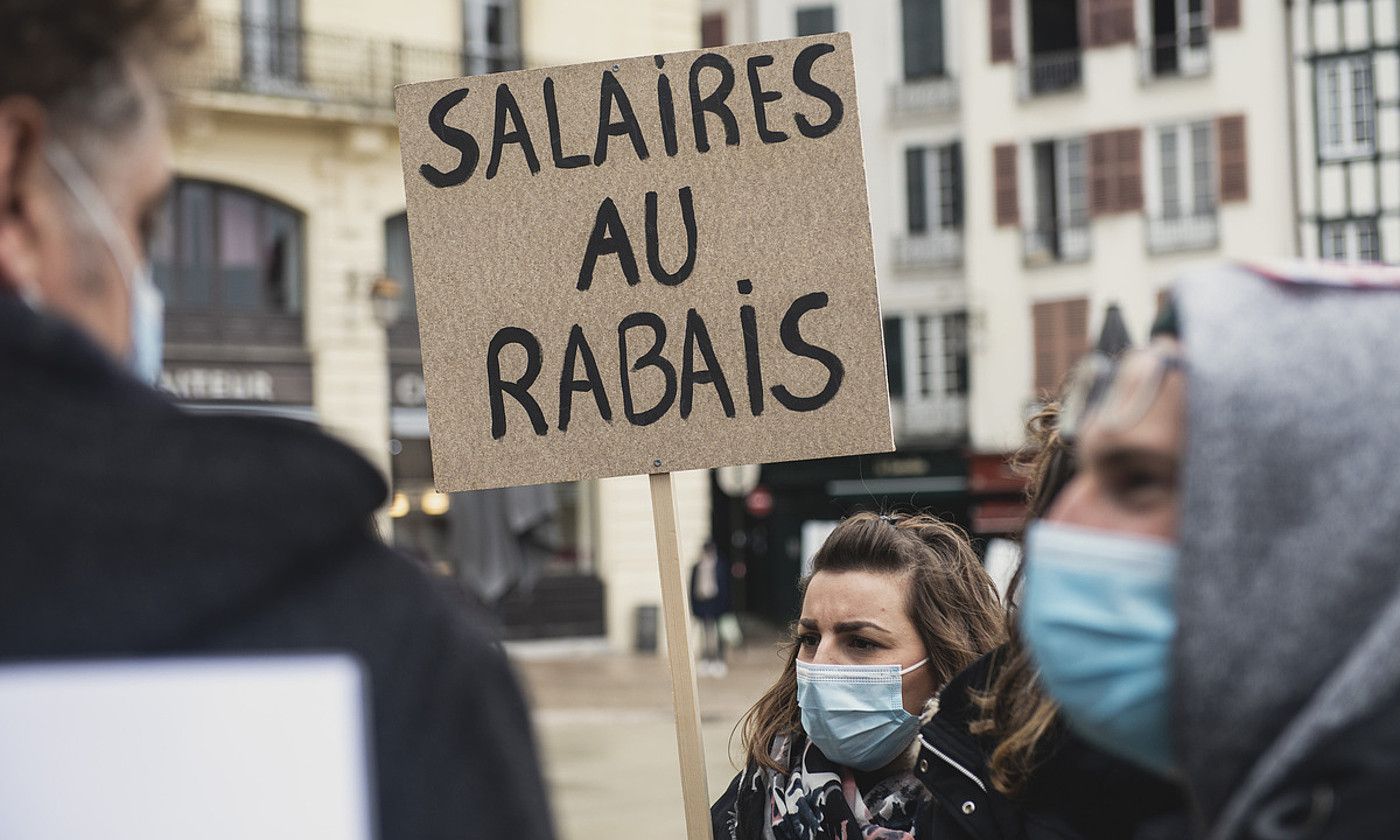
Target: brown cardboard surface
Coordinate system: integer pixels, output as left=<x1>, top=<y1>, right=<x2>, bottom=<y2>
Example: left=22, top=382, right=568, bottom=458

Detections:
left=394, top=33, right=892, bottom=492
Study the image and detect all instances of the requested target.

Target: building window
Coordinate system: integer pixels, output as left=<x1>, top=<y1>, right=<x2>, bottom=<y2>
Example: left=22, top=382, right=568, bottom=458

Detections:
left=916, top=315, right=933, bottom=397
left=883, top=317, right=906, bottom=399
left=1146, top=0, right=1209, bottom=78
left=905, top=143, right=963, bottom=233
left=1025, top=137, right=1089, bottom=263
left=1316, top=56, right=1375, bottom=160
left=1154, top=121, right=1214, bottom=218
left=796, top=5, right=836, bottom=37
left=152, top=179, right=303, bottom=316
left=1146, top=120, right=1218, bottom=253
left=385, top=212, right=417, bottom=320
left=1024, top=0, right=1081, bottom=96
left=1320, top=219, right=1381, bottom=262
left=464, top=0, right=521, bottom=75
left=241, top=0, right=300, bottom=85
left=942, top=312, right=968, bottom=396
left=901, top=0, right=945, bottom=81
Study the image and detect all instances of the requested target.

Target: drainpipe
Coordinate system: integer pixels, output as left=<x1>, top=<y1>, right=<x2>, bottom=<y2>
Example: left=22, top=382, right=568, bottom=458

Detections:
left=1283, top=0, right=1303, bottom=257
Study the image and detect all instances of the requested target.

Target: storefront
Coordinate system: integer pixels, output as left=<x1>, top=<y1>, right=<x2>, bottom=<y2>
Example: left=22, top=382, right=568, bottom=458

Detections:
left=717, top=447, right=971, bottom=626
left=383, top=215, right=604, bottom=640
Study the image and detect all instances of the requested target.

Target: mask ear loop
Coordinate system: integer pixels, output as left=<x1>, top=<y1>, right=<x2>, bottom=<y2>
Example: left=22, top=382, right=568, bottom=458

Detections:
left=43, top=142, right=142, bottom=290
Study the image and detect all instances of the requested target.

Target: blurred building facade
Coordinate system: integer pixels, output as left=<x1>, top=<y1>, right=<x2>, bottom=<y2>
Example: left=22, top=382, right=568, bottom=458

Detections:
left=960, top=0, right=1296, bottom=517
left=703, top=0, right=1302, bottom=625
left=166, top=0, right=705, bottom=651
left=702, top=0, right=976, bottom=624
left=1288, top=0, right=1400, bottom=263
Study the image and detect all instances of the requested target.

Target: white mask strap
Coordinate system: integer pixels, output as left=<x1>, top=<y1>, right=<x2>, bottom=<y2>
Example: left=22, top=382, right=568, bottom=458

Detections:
left=43, top=142, right=142, bottom=290
left=900, top=658, right=929, bottom=676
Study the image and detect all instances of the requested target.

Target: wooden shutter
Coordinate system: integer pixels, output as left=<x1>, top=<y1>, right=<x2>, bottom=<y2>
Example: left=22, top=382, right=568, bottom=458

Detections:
left=990, top=0, right=1014, bottom=63
left=1214, top=0, right=1241, bottom=29
left=1032, top=298, right=1090, bottom=395
left=1089, top=128, right=1142, bottom=215
left=1115, top=128, right=1143, bottom=212
left=994, top=143, right=1019, bottom=227
left=1084, top=0, right=1136, bottom=47
left=701, top=13, right=725, bottom=48
left=1089, top=131, right=1116, bottom=216
left=1218, top=114, right=1248, bottom=203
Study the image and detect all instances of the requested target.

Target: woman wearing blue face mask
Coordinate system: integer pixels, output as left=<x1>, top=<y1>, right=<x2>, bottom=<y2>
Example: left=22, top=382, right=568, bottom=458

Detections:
left=711, top=512, right=1004, bottom=840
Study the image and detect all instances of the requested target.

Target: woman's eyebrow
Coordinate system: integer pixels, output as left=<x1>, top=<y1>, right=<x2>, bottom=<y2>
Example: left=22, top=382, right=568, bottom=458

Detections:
left=832, top=620, right=889, bottom=634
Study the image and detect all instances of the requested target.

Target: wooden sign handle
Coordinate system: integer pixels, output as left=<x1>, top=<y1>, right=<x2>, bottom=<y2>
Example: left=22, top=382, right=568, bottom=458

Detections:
left=648, top=471, right=712, bottom=839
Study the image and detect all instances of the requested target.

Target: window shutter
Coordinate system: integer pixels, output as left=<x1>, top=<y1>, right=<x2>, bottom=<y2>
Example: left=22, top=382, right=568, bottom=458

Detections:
left=701, top=13, right=725, bottom=48
left=884, top=318, right=906, bottom=398
left=1214, top=0, right=1241, bottom=29
left=1217, top=114, right=1248, bottom=203
left=906, top=147, right=928, bottom=234
left=994, top=143, right=1019, bottom=227
left=1115, top=128, right=1143, bottom=212
left=1033, top=302, right=1058, bottom=394
left=1088, top=131, right=1116, bottom=216
left=1034, top=298, right=1090, bottom=394
left=989, top=0, right=1014, bottom=63
left=1084, top=0, right=1135, bottom=47
left=949, top=142, right=965, bottom=227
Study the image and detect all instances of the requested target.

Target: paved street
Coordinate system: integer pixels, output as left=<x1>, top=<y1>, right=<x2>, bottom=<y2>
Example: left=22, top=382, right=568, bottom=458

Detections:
left=511, top=633, right=787, bottom=838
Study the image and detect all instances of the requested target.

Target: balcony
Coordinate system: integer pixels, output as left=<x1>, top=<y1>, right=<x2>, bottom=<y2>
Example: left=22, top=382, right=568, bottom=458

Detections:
left=1022, top=223, right=1091, bottom=266
left=1018, top=50, right=1082, bottom=99
left=889, top=76, right=959, bottom=119
left=178, top=17, right=467, bottom=115
left=1140, top=32, right=1211, bottom=81
left=1146, top=210, right=1219, bottom=255
left=893, top=229, right=963, bottom=270
left=891, top=396, right=968, bottom=443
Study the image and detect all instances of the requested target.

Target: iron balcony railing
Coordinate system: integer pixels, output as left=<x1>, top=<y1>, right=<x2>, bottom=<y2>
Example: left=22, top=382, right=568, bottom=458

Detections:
left=1146, top=210, right=1219, bottom=254
left=1022, top=223, right=1091, bottom=266
left=889, top=76, right=959, bottom=118
left=179, top=17, right=502, bottom=112
left=893, top=229, right=964, bottom=269
left=1019, top=50, right=1082, bottom=99
left=1140, top=31, right=1211, bottom=81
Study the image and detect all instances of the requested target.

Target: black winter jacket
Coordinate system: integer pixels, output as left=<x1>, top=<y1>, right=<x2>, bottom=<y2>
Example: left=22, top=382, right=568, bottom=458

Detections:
left=915, top=649, right=1188, bottom=840
left=0, top=296, right=555, bottom=840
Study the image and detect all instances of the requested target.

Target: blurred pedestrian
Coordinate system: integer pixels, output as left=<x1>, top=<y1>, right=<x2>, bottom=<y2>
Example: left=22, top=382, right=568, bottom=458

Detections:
left=690, top=538, right=730, bottom=677
left=1021, top=261, right=1400, bottom=839
left=0, top=3, right=553, bottom=838
left=711, top=512, right=1003, bottom=839
left=911, top=403, right=1185, bottom=839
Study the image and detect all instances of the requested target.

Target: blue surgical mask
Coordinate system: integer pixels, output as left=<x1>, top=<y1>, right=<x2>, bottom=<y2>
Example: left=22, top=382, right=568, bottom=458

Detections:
left=796, top=657, right=928, bottom=771
left=1021, top=519, right=1178, bottom=777
left=41, top=142, right=164, bottom=385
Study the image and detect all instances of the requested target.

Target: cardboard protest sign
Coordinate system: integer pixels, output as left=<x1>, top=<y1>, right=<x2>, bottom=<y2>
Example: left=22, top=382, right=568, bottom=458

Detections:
left=394, top=33, right=892, bottom=492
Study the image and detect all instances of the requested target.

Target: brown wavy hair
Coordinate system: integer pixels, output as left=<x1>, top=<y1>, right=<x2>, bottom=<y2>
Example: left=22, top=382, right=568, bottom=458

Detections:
left=968, top=402, right=1076, bottom=796
left=738, top=512, right=1005, bottom=773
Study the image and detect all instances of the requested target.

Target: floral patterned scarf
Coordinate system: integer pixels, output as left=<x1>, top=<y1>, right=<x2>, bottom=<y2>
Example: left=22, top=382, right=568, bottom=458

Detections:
left=724, top=730, right=931, bottom=840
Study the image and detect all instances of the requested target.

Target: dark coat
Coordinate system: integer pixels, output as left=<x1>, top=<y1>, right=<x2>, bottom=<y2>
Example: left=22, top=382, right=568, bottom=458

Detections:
left=915, top=649, right=1188, bottom=840
left=689, top=555, right=731, bottom=619
left=0, top=296, right=555, bottom=840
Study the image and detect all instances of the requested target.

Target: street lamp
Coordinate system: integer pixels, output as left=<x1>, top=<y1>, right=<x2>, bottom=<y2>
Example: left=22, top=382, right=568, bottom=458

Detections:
left=369, top=274, right=403, bottom=328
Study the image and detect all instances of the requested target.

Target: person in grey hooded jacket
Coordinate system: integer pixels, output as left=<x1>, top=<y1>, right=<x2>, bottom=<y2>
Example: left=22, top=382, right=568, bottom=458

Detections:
left=1015, top=260, right=1400, bottom=840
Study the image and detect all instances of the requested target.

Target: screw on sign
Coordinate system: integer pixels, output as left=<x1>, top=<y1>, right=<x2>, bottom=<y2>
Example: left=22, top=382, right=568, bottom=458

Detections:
left=745, top=486, right=774, bottom=518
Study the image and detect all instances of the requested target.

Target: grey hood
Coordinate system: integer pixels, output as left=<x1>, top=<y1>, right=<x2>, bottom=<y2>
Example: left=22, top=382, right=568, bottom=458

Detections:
left=1173, top=262, right=1400, bottom=837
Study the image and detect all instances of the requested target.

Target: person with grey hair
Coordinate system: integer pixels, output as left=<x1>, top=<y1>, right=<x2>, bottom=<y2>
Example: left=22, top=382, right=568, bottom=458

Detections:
left=0, top=3, right=554, bottom=838
left=1019, top=261, right=1400, bottom=839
